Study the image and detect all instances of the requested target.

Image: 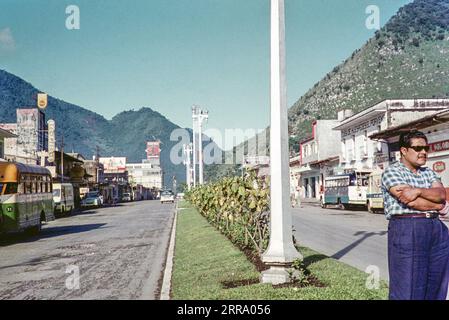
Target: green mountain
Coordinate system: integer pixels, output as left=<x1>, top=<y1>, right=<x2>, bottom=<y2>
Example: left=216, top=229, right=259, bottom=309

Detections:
left=289, top=0, right=449, bottom=144
left=0, top=69, right=200, bottom=187
left=207, top=0, right=449, bottom=181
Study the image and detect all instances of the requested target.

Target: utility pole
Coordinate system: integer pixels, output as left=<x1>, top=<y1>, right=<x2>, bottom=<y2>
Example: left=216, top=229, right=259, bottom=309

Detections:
left=172, top=175, right=177, bottom=195
left=96, top=145, right=100, bottom=186
left=183, top=143, right=192, bottom=191
left=192, top=106, right=198, bottom=188
left=198, top=109, right=208, bottom=185
left=60, top=135, right=64, bottom=183
left=192, top=105, right=208, bottom=186
left=261, top=0, right=301, bottom=285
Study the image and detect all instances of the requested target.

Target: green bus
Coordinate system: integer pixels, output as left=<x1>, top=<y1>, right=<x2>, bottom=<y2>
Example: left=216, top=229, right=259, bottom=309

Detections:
left=0, top=162, right=54, bottom=234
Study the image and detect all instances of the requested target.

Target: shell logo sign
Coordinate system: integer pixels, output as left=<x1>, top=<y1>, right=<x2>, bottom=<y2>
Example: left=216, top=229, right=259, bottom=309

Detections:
left=433, top=161, right=446, bottom=173
left=37, top=93, right=48, bottom=110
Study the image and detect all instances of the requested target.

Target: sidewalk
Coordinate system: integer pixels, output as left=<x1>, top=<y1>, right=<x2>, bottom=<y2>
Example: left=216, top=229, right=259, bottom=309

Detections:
left=298, top=197, right=321, bottom=207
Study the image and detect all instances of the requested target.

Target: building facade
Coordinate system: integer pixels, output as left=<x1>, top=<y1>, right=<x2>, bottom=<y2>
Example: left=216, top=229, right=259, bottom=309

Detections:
left=84, top=158, right=105, bottom=185
left=370, top=109, right=449, bottom=186
left=0, top=109, right=50, bottom=165
left=126, top=161, right=163, bottom=190
left=242, top=155, right=270, bottom=179
left=0, top=128, right=17, bottom=160
left=297, top=120, right=341, bottom=200
left=0, top=109, right=48, bottom=165
left=333, top=99, right=449, bottom=173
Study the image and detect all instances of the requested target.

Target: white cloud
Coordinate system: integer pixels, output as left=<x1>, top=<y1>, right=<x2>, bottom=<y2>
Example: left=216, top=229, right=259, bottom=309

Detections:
left=0, top=28, right=15, bottom=51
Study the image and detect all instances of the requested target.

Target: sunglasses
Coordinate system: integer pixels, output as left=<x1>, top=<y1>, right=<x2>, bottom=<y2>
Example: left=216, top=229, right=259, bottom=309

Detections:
left=408, top=145, right=430, bottom=152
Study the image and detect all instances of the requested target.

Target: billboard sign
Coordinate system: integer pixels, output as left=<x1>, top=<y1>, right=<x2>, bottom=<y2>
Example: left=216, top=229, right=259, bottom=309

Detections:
left=99, top=157, right=127, bottom=173
left=146, top=141, right=160, bottom=159
left=37, top=93, right=48, bottom=110
left=429, top=140, right=449, bottom=154
left=47, top=120, right=55, bottom=163
left=16, top=109, right=39, bottom=160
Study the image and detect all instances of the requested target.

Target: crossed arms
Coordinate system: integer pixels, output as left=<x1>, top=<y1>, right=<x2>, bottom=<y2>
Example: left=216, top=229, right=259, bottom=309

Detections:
left=389, top=182, right=446, bottom=211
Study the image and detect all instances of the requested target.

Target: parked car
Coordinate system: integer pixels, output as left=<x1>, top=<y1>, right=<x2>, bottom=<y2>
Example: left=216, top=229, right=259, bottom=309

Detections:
left=160, top=190, right=175, bottom=204
left=81, top=191, right=103, bottom=208
left=87, top=191, right=104, bottom=205
left=122, top=192, right=132, bottom=202
left=176, top=193, right=184, bottom=200
left=53, top=183, right=75, bottom=215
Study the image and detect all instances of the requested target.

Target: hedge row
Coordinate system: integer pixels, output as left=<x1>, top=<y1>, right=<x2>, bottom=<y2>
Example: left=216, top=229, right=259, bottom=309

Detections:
left=185, top=171, right=270, bottom=254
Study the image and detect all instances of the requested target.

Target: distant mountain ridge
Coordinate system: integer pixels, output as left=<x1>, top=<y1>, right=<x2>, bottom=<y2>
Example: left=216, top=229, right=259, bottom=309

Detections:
left=0, top=69, right=202, bottom=187
left=227, top=0, right=449, bottom=161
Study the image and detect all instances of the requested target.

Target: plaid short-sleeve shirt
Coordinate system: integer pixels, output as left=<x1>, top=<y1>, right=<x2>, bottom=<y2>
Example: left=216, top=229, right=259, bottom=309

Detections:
left=381, top=162, right=441, bottom=220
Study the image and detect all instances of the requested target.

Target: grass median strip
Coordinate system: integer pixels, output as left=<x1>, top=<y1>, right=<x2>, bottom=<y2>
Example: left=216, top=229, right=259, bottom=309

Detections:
left=172, top=202, right=388, bottom=300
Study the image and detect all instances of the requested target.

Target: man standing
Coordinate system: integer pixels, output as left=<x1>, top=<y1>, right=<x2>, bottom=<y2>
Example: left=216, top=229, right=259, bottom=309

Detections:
left=295, top=186, right=301, bottom=208
left=382, top=130, right=449, bottom=300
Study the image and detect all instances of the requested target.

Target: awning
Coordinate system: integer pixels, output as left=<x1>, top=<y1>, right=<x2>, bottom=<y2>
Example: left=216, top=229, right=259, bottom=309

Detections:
left=0, top=128, right=17, bottom=138
left=54, top=151, right=84, bottom=164
left=370, top=109, right=449, bottom=140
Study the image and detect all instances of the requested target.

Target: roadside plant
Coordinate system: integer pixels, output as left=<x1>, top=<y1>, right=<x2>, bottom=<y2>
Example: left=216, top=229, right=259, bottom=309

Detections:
left=185, top=169, right=270, bottom=255
left=288, top=258, right=310, bottom=286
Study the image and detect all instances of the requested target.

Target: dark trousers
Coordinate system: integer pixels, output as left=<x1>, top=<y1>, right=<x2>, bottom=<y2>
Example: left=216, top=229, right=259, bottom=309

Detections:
left=388, top=217, right=449, bottom=300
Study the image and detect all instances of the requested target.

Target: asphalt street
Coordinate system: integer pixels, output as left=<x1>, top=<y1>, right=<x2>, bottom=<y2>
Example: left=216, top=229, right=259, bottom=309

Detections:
left=0, top=200, right=175, bottom=300
left=292, top=203, right=449, bottom=282
left=292, top=204, right=390, bottom=281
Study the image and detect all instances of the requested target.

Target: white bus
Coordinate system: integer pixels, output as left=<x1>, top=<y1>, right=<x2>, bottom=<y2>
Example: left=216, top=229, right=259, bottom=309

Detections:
left=321, top=171, right=370, bottom=210
left=53, top=183, right=75, bottom=215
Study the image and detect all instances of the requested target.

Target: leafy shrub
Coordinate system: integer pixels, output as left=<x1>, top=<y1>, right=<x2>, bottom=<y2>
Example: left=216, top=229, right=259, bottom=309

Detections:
left=185, top=170, right=270, bottom=255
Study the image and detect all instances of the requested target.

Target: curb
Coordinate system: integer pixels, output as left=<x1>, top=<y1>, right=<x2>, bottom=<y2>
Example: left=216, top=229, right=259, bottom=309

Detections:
left=160, top=202, right=178, bottom=300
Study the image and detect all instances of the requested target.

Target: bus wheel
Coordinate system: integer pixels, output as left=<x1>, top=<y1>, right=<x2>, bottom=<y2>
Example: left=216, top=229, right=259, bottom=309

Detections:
left=339, top=201, right=349, bottom=210
left=26, top=220, right=42, bottom=235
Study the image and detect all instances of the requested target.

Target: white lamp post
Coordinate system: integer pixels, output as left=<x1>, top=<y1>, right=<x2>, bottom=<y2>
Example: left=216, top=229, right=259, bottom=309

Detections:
left=192, top=106, right=198, bottom=188
left=261, top=0, right=302, bottom=285
left=183, top=143, right=193, bottom=191
left=192, top=106, right=208, bottom=186
left=198, top=110, right=208, bottom=185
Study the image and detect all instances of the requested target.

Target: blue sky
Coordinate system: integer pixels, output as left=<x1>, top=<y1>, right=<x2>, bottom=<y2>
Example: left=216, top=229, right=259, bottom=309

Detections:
left=0, top=0, right=411, bottom=150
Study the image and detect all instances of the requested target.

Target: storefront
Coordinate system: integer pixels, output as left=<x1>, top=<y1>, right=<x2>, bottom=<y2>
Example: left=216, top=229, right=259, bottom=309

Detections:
left=298, top=164, right=320, bottom=199
left=370, top=109, right=449, bottom=186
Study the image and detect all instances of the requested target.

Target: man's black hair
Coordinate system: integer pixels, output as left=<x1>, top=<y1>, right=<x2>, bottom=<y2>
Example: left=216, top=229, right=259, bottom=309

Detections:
left=399, top=130, right=428, bottom=149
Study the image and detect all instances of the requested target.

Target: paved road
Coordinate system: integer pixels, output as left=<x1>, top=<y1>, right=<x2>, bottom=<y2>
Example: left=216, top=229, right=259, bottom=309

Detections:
left=292, top=204, right=390, bottom=281
left=292, top=204, right=449, bottom=282
left=0, top=200, right=175, bottom=300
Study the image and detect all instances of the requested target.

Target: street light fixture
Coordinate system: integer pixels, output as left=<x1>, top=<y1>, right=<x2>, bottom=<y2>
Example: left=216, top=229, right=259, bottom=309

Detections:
left=192, top=105, right=209, bottom=186
left=183, top=143, right=193, bottom=190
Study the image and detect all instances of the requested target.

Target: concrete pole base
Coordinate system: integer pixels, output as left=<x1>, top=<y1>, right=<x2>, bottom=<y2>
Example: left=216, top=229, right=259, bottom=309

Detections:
left=260, top=266, right=292, bottom=285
